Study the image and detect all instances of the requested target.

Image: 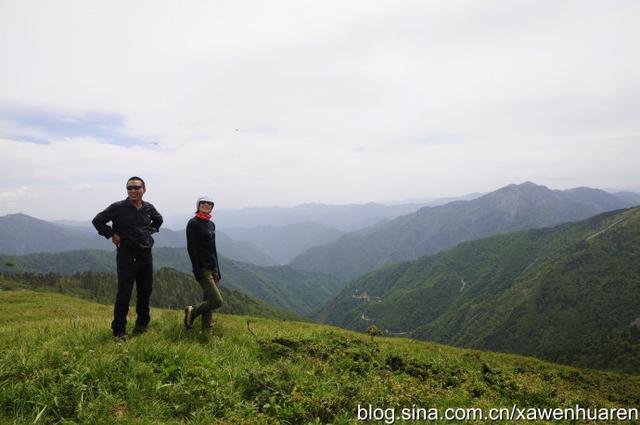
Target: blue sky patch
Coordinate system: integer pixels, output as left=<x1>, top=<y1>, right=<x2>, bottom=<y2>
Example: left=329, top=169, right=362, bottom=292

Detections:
left=0, top=108, right=147, bottom=146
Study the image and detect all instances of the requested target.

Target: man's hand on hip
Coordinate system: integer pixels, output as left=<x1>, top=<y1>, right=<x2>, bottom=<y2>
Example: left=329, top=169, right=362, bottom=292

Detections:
left=112, top=233, right=121, bottom=247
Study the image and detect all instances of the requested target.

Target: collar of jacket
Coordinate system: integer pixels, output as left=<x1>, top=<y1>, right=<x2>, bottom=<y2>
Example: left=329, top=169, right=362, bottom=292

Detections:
left=195, top=211, right=212, bottom=221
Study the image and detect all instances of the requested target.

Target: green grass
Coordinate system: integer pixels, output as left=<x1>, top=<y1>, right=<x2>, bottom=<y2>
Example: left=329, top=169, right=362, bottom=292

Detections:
left=1, top=290, right=639, bottom=424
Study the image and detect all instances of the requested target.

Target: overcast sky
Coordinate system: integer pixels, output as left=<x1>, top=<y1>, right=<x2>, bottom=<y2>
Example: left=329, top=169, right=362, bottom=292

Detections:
left=1, top=0, right=639, bottom=220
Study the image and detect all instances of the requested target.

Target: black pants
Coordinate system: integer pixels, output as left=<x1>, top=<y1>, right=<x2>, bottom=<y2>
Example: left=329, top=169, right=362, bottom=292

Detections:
left=112, top=247, right=153, bottom=335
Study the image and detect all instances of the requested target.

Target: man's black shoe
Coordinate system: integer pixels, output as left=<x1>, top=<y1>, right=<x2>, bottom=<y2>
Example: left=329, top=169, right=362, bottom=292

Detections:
left=114, top=333, right=127, bottom=343
left=133, top=325, right=148, bottom=335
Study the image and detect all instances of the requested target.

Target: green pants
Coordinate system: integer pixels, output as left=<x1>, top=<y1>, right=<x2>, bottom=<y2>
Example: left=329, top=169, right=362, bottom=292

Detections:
left=193, top=269, right=223, bottom=329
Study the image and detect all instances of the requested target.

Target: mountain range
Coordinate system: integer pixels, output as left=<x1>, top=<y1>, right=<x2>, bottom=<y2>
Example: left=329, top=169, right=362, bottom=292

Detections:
left=316, top=206, right=640, bottom=374
left=224, top=222, right=345, bottom=264
left=0, top=213, right=276, bottom=266
left=2, top=182, right=640, bottom=375
left=290, top=182, right=640, bottom=280
left=162, top=201, right=443, bottom=231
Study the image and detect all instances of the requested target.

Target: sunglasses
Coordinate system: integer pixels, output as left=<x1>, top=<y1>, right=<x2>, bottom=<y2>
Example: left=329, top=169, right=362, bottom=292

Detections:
left=199, top=201, right=214, bottom=207
left=126, top=185, right=143, bottom=190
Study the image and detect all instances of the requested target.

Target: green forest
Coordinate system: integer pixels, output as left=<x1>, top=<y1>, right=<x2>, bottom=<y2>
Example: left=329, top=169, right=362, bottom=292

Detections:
left=318, top=207, right=640, bottom=374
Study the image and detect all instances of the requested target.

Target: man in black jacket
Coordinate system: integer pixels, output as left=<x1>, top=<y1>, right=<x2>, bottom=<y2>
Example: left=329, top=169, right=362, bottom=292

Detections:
left=92, top=176, right=163, bottom=342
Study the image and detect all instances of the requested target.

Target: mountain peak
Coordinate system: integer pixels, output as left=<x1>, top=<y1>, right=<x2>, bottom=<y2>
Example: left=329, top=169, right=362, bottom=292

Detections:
left=518, top=181, right=540, bottom=187
left=1, top=213, right=48, bottom=224
left=4, top=212, right=33, bottom=218
left=483, top=182, right=554, bottom=204
left=291, top=182, right=636, bottom=280
left=502, top=181, right=549, bottom=191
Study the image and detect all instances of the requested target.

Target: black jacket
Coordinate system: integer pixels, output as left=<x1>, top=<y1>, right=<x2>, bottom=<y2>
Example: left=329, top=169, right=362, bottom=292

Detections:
left=186, top=216, right=220, bottom=280
left=92, top=199, right=163, bottom=250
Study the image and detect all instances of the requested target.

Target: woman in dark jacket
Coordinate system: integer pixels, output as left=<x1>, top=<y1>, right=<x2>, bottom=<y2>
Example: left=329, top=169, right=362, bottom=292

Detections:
left=184, top=196, right=223, bottom=331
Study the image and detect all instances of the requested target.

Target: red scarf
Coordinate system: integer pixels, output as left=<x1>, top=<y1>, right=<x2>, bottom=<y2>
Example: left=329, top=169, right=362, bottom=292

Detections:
left=195, top=211, right=211, bottom=221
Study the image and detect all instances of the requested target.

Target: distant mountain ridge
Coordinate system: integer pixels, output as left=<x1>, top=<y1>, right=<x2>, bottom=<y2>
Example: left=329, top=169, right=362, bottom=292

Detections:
left=316, top=206, right=640, bottom=374
left=163, top=202, right=435, bottom=231
left=224, top=222, right=345, bottom=264
left=290, top=182, right=639, bottom=280
left=0, top=213, right=276, bottom=266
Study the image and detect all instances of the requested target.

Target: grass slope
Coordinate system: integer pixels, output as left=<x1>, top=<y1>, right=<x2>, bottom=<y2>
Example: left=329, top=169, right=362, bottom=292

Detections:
left=317, top=207, right=640, bottom=374
left=1, top=291, right=639, bottom=424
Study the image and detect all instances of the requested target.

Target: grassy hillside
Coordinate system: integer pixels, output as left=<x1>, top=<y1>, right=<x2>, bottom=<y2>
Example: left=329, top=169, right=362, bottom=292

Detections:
left=1, top=291, right=639, bottom=424
left=0, top=248, right=344, bottom=317
left=317, top=207, right=640, bottom=374
left=0, top=269, right=302, bottom=322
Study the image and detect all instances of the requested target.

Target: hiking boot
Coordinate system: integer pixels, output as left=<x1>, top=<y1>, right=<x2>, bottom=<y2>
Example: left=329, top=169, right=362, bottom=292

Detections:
left=202, top=312, right=212, bottom=331
left=184, top=306, right=194, bottom=329
left=114, top=333, right=127, bottom=343
left=133, top=324, right=148, bottom=335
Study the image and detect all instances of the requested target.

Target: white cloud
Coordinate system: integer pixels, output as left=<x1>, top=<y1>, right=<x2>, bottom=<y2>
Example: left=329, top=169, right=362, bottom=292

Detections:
left=0, top=186, right=30, bottom=201
left=1, top=0, right=639, bottom=219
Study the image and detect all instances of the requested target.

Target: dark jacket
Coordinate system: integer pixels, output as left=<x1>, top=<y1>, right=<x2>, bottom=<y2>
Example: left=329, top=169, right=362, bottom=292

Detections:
left=186, top=216, right=220, bottom=280
left=92, top=199, right=163, bottom=250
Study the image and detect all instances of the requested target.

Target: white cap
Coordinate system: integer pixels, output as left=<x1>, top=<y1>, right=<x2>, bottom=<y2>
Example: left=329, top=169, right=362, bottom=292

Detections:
left=196, top=196, right=214, bottom=210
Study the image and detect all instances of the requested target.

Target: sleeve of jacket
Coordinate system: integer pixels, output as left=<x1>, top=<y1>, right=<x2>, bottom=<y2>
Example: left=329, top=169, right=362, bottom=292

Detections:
left=186, top=220, right=203, bottom=280
left=92, top=203, right=117, bottom=239
left=211, top=222, right=221, bottom=280
left=149, top=204, right=163, bottom=234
